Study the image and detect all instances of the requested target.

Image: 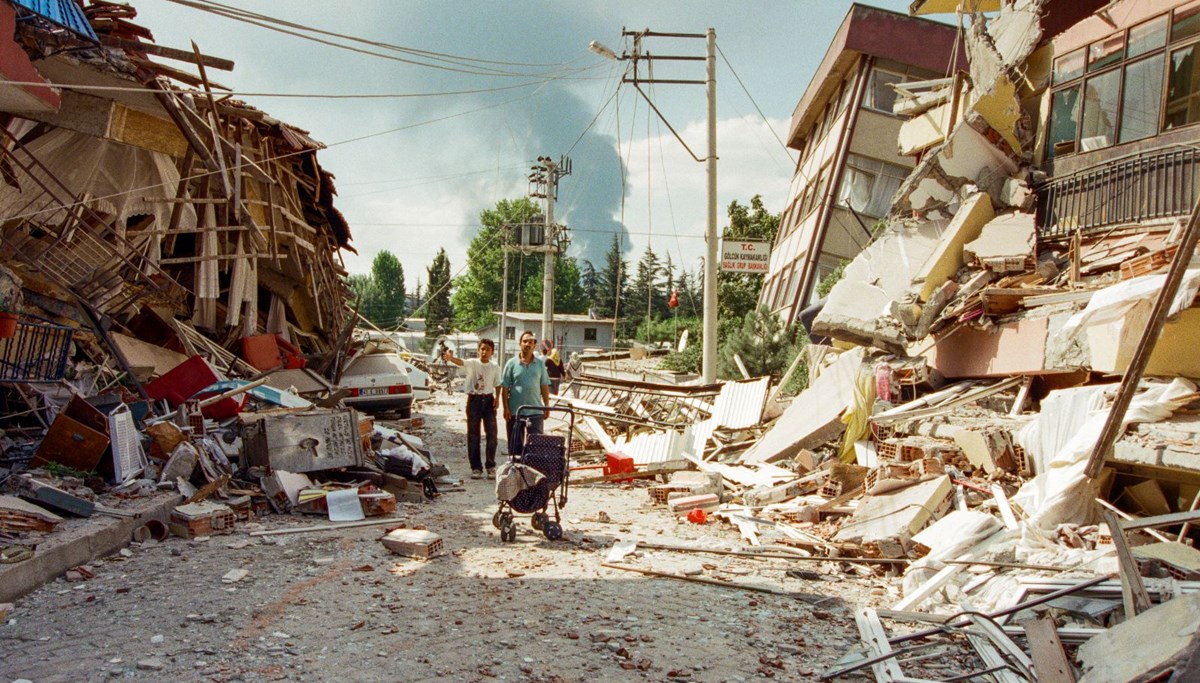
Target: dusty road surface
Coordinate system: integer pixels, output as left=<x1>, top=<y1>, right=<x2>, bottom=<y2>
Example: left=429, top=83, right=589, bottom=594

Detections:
left=0, top=393, right=886, bottom=683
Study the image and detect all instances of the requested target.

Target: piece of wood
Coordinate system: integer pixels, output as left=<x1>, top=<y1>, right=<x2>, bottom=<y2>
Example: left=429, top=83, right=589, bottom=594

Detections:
left=248, top=518, right=403, bottom=537
left=990, top=484, right=1019, bottom=530
left=1022, top=616, right=1077, bottom=683
left=963, top=613, right=1033, bottom=683
left=99, top=35, right=235, bottom=70
left=1009, top=376, right=1034, bottom=416
left=1094, top=498, right=1173, bottom=543
left=599, top=562, right=824, bottom=603
left=1103, top=510, right=1153, bottom=618
left=854, top=607, right=906, bottom=682
left=1121, top=509, right=1200, bottom=532
left=1084, top=190, right=1200, bottom=479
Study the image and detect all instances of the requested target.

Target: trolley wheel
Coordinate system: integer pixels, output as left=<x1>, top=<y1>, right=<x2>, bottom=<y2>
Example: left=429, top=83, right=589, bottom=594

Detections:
left=422, top=478, right=438, bottom=499
left=531, top=512, right=546, bottom=531
left=543, top=520, right=562, bottom=541
left=492, top=510, right=502, bottom=529
left=501, top=520, right=517, bottom=542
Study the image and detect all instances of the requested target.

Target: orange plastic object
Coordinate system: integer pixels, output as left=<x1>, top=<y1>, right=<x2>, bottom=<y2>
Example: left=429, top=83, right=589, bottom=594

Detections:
left=687, top=508, right=708, bottom=524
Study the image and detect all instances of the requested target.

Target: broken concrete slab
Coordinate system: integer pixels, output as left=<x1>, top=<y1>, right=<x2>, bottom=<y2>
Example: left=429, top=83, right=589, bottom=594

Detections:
left=740, top=347, right=865, bottom=464
left=834, top=474, right=952, bottom=544
left=915, top=191, right=995, bottom=301
left=813, top=218, right=948, bottom=353
left=964, top=212, right=1036, bottom=272
left=1077, top=592, right=1200, bottom=683
left=911, top=509, right=1002, bottom=561
left=894, top=119, right=1019, bottom=216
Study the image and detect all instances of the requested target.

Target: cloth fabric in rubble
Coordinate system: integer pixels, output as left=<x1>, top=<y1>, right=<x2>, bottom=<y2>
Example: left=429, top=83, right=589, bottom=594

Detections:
left=494, top=461, right=546, bottom=503
left=1013, top=378, right=1197, bottom=531
left=1060, top=267, right=1200, bottom=339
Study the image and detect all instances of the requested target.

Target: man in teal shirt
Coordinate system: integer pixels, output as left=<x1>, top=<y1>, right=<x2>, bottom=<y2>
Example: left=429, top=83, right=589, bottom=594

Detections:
left=501, top=330, right=551, bottom=454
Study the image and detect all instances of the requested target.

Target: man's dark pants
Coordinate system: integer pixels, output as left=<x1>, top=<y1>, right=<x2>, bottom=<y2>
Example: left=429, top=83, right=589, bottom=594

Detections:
left=466, top=394, right=498, bottom=472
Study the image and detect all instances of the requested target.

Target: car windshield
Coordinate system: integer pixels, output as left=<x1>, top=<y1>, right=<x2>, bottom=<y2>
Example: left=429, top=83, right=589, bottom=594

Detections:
left=344, top=354, right=407, bottom=376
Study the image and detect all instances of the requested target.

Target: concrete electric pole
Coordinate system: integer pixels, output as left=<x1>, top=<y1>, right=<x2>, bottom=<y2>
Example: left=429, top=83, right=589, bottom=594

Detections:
left=527, top=156, right=571, bottom=347
left=590, top=29, right=718, bottom=382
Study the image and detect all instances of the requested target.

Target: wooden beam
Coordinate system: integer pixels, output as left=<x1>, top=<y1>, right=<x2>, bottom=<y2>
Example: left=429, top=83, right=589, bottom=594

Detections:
left=1103, top=510, right=1153, bottom=618
left=1022, top=616, right=1077, bottom=683
left=99, top=35, right=235, bottom=71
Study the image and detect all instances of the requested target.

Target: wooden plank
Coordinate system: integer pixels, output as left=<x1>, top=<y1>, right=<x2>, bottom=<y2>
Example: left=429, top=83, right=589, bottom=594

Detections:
left=1120, top=509, right=1200, bottom=532
left=963, top=613, right=1034, bottom=682
left=1104, top=510, right=1153, bottom=618
left=600, top=562, right=825, bottom=603
left=99, top=35, right=235, bottom=70
left=854, top=607, right=904, bottom=682
left=1021, top=616, right=1078, bottom=682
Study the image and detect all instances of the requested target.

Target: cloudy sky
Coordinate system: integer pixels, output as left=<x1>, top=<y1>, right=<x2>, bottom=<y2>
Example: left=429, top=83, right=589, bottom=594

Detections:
left=132, top=0, right=919, bottom=293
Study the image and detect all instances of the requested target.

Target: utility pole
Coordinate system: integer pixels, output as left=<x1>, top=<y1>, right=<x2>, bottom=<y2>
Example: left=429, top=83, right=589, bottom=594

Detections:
left=590, top=29, right=718, bottom=382
left=528, top=156, right=572, bottom=347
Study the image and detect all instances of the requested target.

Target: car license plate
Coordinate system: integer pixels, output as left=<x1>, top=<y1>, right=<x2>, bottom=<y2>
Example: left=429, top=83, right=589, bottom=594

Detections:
left=360, top=387, right=387, bottom=396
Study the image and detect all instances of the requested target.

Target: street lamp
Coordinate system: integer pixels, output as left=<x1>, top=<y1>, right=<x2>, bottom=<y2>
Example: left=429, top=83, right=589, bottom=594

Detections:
left=590, top=29, right=719, bottom=383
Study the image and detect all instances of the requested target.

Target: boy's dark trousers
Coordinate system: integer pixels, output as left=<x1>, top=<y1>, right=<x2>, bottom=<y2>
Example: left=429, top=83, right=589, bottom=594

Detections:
left=466, top=394, right=497, bottom=471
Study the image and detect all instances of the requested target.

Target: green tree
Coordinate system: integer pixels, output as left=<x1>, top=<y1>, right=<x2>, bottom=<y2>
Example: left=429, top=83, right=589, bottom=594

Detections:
left=424, top=248, right=454, bottom=342
left=579, top=259, right=599, bottom=306
left=368, top=251, right=406, bottom=326
left=346, top=273, right=376, bottom=317
left=595, top=233, right=628, bottom=321
left=451, top=198, right=542, bottom=330
left=522, top=254, right=589, bottom=316
left=626, top=246, right=665, bottom=340
left=719, top=306, right=798, bottom=380
left=718, top=196, right=780, bottom=337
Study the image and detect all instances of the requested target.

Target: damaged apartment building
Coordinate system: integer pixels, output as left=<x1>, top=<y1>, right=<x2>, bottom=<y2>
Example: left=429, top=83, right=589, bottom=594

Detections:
left=0, top=0, right=354, bottom=400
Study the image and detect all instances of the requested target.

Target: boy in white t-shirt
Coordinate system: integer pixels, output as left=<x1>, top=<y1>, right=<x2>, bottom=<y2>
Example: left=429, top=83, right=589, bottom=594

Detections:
left=443, top=339, right=502, bottom=479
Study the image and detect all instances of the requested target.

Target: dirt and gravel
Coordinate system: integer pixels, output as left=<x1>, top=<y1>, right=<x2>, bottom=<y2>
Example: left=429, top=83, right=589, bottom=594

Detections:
left=0, top=391, right=905, bottom=683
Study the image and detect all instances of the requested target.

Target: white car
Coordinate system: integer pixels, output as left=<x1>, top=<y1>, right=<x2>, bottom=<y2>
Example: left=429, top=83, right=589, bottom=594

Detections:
left=339, top=352, right=414, bottom=418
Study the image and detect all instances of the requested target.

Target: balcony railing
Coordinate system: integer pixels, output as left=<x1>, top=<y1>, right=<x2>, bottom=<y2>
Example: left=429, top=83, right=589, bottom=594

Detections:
left=0, top=317, right=73, bottom=383
left=1036, top=148, right=1200, bottom=239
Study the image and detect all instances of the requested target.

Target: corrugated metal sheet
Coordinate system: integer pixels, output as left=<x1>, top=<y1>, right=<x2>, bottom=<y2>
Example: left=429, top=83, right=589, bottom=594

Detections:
left=614, top=429, right=688, bottom=466
left=13, top=0, right=98, bottom=41
left=711, top=377, right=770, bottom=429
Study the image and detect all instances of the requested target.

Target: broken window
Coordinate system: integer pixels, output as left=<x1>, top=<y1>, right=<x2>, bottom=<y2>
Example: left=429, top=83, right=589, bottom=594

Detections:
left=1081, top=69, right=1120, bottom=150
left=1172, top=1, right=1200, bottom=43
left=583, top=327, right=597, bottom=341
left=837, top=154, right=909, bottom=218
left=1128, top=15, right=1167, bottom=58
left=1120, top=54, right=1165, bottom=142
left=1052, top=49, right=1085, bottom=86
left=1088, top=33, right=1125, bottom=73
left=1049, top=86, right=1081, bottom=157
left=1166, top=44, right=1200, bottom=130
left=864, top=68, right=904, bottom=114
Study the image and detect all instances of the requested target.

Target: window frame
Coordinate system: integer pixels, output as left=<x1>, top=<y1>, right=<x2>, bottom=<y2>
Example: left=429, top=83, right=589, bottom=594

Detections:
left=583, top=327, right=597, bottom=342
left=1046, top=9, right=1200, bottom=159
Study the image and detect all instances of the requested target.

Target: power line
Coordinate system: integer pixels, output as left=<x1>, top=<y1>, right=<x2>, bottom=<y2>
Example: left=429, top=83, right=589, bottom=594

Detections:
left=166, top=0, right=599, bottom=80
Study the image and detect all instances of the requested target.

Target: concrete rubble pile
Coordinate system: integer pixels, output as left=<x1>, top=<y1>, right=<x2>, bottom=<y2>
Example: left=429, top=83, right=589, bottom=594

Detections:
left=0, top=1, right=448, bottom=602
left=568, top=1, right=1200, bottom=679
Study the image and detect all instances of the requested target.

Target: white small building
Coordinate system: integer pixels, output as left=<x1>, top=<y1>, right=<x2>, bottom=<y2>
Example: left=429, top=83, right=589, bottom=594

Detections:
left=479, top=311, right=615, bottom=363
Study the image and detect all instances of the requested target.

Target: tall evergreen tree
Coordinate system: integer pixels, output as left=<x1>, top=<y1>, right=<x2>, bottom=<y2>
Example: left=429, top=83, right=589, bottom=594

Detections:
left=626, top=246, right=664, bottom=339
left=424, top=248, right=454, bottom=341
left=595, top=233, right=628, bottom=320
left=370, top=251, right=406, bottom=326
left=579, top=259, right=598, bottom=306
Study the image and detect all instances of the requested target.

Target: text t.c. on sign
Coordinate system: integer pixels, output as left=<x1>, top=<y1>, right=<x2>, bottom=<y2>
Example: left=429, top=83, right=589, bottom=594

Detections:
left=719, top=239, right=771, bottom=273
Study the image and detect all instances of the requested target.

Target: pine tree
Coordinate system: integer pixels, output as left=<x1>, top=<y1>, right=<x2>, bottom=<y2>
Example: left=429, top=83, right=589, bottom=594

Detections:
left=595, top=233, right=627, bottom=320
left=719, top=306, right=795, bottom=380
left=627, top=246, right=663, bottom=339
left=424, top=248, right=454, bottom=342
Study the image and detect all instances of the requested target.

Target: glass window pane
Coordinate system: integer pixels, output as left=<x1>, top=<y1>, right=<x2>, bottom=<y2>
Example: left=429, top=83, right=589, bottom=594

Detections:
left=1120, top=54, right=1165, bottom=142
left=1173, top=1, right=1200, bottom=42
left=1088, top=34, right=1125, bottom=72
left=1049, top=86, right=1081, bottom=157
left=838, top=166, right=875, bottom=213
left=1053, top=49, right=1085, bottom=85
left=1081, top=70, right=1120, bottom=150
left=1167, top=45, right=1200, bottom=129
left=1128, top=15, right=1168, bottom=58
left=866, top=70, right=903, bottom=112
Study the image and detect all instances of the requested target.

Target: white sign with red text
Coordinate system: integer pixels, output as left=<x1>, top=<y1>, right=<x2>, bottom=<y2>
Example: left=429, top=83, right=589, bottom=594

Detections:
left=720, top=240, right=770, bottom=273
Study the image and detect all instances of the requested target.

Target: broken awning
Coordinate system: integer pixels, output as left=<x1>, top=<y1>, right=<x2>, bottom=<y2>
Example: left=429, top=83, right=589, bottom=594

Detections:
left=12, top=0, right=98, bottom=41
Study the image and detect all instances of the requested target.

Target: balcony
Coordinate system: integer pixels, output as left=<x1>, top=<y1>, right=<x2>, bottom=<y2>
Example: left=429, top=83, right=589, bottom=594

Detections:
left=1036, top=148, right=1200, bottom=240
